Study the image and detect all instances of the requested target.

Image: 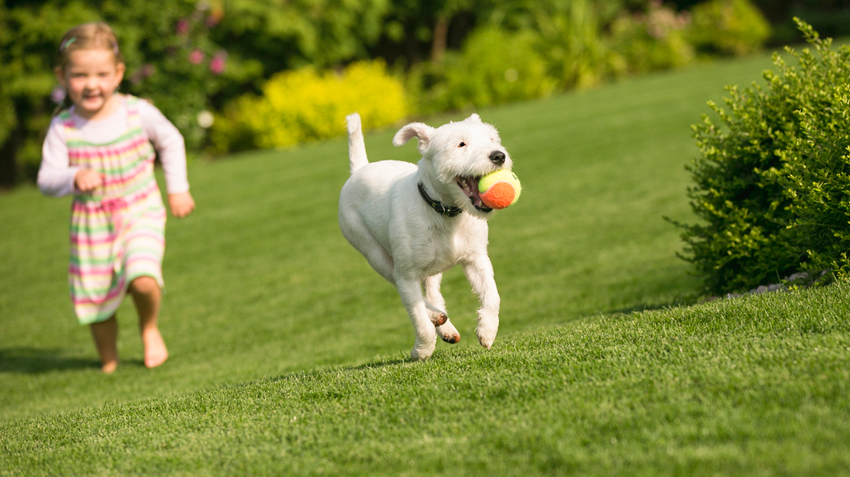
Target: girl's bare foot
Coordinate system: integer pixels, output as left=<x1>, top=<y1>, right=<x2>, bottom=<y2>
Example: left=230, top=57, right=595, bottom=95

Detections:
left=101, top=360, right=118, bottom=374
left=91, top=316, right=119, bottom=374
left=129, top=277, right=168, bottom=368
left=142, top=327, right=168, bottom=368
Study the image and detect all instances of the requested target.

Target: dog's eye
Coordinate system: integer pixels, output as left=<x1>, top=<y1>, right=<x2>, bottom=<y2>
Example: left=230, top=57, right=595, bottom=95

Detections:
left=458, top=142, right=466, bottom=148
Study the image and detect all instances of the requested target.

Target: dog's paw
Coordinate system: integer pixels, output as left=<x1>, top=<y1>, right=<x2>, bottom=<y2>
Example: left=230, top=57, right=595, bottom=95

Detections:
left=441, top=333, right=461, bottom=344
left=410, top=346, right=434, bottom=361
left=410, top=333, right=437, bottom=361
left=436, top=321, right=461, bottom=344
left=430, top=312, right=448, bottom=327
left=475, top=323, right=498, bottom=350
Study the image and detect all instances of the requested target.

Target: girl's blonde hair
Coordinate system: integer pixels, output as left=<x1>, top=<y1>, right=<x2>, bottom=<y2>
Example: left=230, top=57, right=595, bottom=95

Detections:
left=53, top=22, right=124, bottom=115
left=56, top=22, right=123, bottom=69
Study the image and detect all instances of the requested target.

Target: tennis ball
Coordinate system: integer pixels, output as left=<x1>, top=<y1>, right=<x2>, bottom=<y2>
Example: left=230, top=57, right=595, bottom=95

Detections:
left=478, top=170, right=521, bottom=209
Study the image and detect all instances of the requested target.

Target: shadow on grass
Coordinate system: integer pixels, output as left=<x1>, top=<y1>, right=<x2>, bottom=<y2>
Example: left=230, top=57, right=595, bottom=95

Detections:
left=0, top=347, right=100, bottom=373
left=602, top=294, right=703, bottom=317
left=261, top=356, right=411, bottom=385
left=604, top=303, right=672, bottom=316
left=346, top=357, right=409, bottom=371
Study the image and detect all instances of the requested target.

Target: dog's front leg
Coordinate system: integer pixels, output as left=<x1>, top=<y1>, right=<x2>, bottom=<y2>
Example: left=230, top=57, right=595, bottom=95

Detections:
left=396, top=277, right=438, bottom=360
left=425, top=273, right=461, bottom=344
left=463, top=255, right=501, bottom=349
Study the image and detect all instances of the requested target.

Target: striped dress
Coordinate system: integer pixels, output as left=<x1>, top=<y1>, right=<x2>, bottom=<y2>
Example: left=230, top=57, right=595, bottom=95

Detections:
left=63, top=96, right=167, bottom=325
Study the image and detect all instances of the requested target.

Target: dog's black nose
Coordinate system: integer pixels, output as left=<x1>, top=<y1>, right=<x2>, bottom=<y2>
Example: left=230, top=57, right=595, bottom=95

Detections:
left=489, top=151, right=506, bottom=165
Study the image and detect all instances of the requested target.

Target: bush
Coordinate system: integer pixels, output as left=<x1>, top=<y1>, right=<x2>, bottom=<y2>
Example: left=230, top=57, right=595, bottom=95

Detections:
left=0, top=1, right=103, bottom=184
left=0, top=0, right=389, bottom=186
left=531, top=0, right=622, bottom=90
left=410, top=0, right=626, bottom=115
left=689, top=0, right=770, bottom=56
left=763, top=54, right=850, bottom=281
left=211, top=60, right=407, bottom=152
left=0, top=0, right=237, bottom=184
left=0, top=0, right=788, bottom=187
left=609, top=1, right=695, bottom=74
left=111, top=0, right=239, bottom=154
left=673, top=19, right=850, bottom=294
left=410, top=27, right=556, bottom=114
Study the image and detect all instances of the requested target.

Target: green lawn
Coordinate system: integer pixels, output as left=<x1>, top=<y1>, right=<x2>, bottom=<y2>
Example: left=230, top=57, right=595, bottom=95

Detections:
left=2, top=49, right=848, bottom=475
left=3, top=282, right=849, bottom=476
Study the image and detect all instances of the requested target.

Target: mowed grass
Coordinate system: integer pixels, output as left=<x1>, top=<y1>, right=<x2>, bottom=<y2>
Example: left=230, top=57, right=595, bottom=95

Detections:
left=2, top=49, right=848, bottom=475
left=2, top=282, right=849, bottom=476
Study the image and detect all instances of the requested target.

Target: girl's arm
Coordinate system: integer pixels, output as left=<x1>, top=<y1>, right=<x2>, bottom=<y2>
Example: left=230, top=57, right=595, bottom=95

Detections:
left=38, top=118, right=84, bottom=197
left=139, top=99, right=194, bottom=217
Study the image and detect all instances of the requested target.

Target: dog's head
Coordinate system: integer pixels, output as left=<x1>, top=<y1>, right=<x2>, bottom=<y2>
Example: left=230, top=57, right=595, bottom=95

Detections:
left=393, top=114, right=513, bottom=219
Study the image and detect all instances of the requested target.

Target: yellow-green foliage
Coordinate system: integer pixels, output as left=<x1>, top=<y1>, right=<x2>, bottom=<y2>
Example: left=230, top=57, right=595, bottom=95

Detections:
left=212, top=60, right=407, bottom=151
left=689, top=0, right=770, bottom=56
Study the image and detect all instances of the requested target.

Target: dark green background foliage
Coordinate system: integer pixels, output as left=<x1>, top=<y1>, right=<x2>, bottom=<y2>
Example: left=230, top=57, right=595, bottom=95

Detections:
left=0, top=0, right=390, bottom=186
left=3, top=20, right=850, bottom=475
left=675, top=19, right=850, bottom=294
left=5, top=0, right=850, bottom=189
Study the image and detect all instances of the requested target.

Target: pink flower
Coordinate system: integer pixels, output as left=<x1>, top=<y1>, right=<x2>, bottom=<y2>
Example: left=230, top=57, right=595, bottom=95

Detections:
left=188, top=49, right=205, bottom=64
left=176, top=19, right=190, bottom=35
left=210, top=51, right=227, bottom=74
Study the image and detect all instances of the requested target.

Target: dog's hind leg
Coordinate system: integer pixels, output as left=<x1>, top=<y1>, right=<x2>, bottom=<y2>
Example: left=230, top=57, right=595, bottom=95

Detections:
left=340, top=216, right=396, bottom=284
left=424, top=274, right=460, bottom=344
left=361, top=242, right=395, bottom=284
left=395, top=276, right=438, bottom=360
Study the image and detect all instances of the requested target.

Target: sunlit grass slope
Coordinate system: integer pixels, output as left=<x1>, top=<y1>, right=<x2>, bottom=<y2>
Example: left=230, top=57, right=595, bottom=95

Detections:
left=2, top=281, right=849, bottom=475
left=3, top=51, right=778, bottom=425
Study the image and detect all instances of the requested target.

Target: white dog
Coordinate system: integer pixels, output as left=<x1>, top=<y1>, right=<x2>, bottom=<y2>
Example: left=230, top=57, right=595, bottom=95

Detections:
left=338, top=112, right=513, bottom=360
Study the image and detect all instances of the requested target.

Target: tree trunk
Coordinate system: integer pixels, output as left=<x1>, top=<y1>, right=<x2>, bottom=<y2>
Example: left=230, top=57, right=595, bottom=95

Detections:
left=431, top=16, right=449, bottom=66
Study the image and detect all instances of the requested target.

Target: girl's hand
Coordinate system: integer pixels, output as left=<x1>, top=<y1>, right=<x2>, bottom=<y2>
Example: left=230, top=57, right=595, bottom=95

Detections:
left=168, top=191, right=196, bottom=218
left=74, top=170, right=104, bottom=192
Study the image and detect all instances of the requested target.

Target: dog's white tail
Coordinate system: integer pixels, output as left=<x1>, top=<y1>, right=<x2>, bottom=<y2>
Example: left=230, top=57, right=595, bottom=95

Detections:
left=346, top=113, right=368, bottom=175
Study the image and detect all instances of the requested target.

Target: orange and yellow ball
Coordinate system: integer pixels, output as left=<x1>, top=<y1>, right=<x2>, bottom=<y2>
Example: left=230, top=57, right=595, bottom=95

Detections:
left=478, top=170, right=521, bottom=209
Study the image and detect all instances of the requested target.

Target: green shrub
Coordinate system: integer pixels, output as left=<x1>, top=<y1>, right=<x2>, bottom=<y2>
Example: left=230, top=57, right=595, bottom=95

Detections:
left=411, top=27, right=556, bottom=114
left=609, top=1, right=695, bottom=74
left=409, top=0, right=614, bottom=114
left=210, top=60, right=407, bottom=152
left=531, top=0, right=622, bottom=90
left=763, top=69, right=850, bottom=281
left=0, top=0, right=389, bottom=186
left=0, top=0, right=238, bottom=184
left=689, top=0, right=770, bottom=56
left=112, top=0, right=239, bottom=155
left=673, top=19, right=850, bottom=294
left=0, top=1, right=102, bottom=184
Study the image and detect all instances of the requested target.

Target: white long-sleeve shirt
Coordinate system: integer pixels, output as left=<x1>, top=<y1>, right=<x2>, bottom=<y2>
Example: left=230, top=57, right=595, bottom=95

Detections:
left=38, top=97, right=190, bottom=197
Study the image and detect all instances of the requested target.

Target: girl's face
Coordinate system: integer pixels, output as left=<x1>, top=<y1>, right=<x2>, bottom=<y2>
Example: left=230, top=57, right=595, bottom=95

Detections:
left=55, top=48, right=125, bottom=120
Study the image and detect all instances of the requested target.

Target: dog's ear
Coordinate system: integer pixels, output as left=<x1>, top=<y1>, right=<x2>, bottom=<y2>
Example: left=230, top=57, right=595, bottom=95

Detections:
left=467, top=113, right=482, bottom=123
left=393, top=122, right=435, bottom=153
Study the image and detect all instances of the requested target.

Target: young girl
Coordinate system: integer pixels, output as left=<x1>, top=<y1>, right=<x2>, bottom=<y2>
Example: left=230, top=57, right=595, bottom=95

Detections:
left=38, top=22, right=195, bottom=373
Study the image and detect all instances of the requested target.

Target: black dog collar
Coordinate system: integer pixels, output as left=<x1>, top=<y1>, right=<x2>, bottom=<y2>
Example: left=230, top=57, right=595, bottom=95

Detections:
left=418, top=182, right=462, bottom=217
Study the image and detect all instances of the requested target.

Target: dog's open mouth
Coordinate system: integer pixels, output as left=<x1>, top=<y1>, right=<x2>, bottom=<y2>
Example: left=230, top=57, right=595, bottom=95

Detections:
left=457, top=176, right=493, bottom=212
